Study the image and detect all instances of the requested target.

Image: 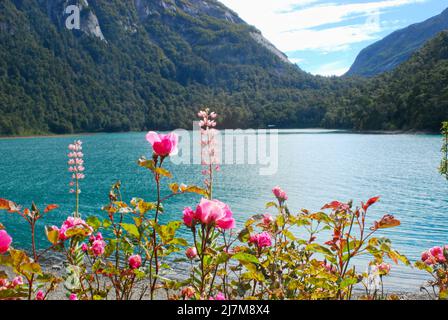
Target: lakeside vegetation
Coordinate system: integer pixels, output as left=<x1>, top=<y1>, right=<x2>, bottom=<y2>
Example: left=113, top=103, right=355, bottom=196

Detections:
left=1, top=110, right=448, bottom=300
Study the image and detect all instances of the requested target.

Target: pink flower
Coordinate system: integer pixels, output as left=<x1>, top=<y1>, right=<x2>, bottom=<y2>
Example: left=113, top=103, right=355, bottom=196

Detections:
left=185, top=247, right=197, bottom=259
left=0, top=278, right=9, bottom=290
left=129, top=255, right=142, bottom=269
left=58, top=217, right=93, bottom=240
left=194, top=198, right=235, bottom=229
left=262, top=214, right=273, bottom=226
left=0, top=230, right=12, bottom=254
left=183, top=207, right=195, bottom=227
left=69, top=293, right=78, bottom=300
left=210, top=292, right=226, bottom=300
left=35, top=290, right=45, bottom=300
left=184, top=199, right=235, bottom=230
left=376, top=262, right=391, bottom=275
left=81, top=243, right=88, bottom=252
left=249, top=231, right=272, bottom=248
left=421, top=251, right=430, bottom=261
left=91, top=239, right=106, bottom=256
left=421, top=247, right=446, bottom=265
left=429, top=246, right=446, bottom=263
left=67, top=140, right=85, bottom=193
left=272, top=186, right=288, bottom=202
left=146, top=131, right=178, bottom=157
left=12, top=276, right=23, bottom=287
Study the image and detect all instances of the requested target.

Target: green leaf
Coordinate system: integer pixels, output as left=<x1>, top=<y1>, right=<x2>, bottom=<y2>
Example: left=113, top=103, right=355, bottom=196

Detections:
left=155, top=168, right=172, bottom=178
left=238, top=228, right=251, bottom=243
left=86, top=216, right=102, bottom=230
left=45, top=226, right=60, bottom=245
left=265, top=201, right=278, bottom=209
left=120, top=223, right=140, bottom=238
left=232, top=252, right=260, bottom=264
left=138, top=158, right=155, bottom=170
left=339, top=277, right=358, bottom=288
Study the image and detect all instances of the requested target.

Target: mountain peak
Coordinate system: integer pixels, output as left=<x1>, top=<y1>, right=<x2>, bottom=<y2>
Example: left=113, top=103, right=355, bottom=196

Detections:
left=346, top=7, right=448, bottom=77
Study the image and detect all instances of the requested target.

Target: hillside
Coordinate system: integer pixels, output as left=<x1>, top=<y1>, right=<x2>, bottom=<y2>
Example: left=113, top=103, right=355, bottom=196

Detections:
left=325, top=31, right=448, bottom=131
left=346, top=7, right=448, bottom=77
left=0, top=0, right=339, bottom=135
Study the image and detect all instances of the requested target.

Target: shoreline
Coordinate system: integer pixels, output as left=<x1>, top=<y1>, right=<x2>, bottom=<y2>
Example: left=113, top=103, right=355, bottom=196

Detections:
left=0, top=128, right=441, bottom=139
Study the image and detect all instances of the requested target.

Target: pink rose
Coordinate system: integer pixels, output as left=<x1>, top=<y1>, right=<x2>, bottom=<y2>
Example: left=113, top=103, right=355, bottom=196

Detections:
left=35, top=290, right=45, bottom=300
left=194, top=198, right=235, bottom=230
left=210, top=292, right=226, bottom=300
left=262, top=214, right=273, bottom=226
left=12, top=276, right=23, bottom=287
left=376, top=262, right=391, bottom=275
left=81, top=243, right=89, bottom=252
left=0, top=230, right=12, bottom=254
left=129, top=255, right=142, bottom=269
left=146, top=131, right=178, bottom=157
left=272, top=186, right=288, bottom=202
left=185, top=247, right=197, bottom=259
left=183, top=207, right=195, bottom=227
left=421, top=251, right=430, bottom=262
left=249, top=231, right=272, bottom=248
left=69, top=293, right=78, bottom=300
left=91, top=239, right=106, bottom=256
left=58, top=217, right=93, bottom=241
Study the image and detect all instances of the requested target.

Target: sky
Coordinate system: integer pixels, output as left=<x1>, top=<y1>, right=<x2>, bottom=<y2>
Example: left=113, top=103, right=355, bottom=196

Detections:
left=219, top=0, right=448, bottom=76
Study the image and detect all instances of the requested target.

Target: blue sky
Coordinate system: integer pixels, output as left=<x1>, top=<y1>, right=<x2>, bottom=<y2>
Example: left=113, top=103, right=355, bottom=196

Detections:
left=219, top=0, right=448, bottom=76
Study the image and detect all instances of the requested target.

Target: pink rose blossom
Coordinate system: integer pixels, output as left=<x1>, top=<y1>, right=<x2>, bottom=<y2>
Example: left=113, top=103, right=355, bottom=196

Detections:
left=249, top=231, right=272, bottom=248
left=35, top=290, right=45, bottom=300
left=210, top=292, right=226, bottom=300
left=91, top=239, right=106, bottom=256
left=12, top=276, right=23, bottom=287
left=272, top=186, right=288, bottom=202
left=146, top=131, right=178, bottom=157
left=185, top=247, right=197, bottom=259
left=0, top=278, right=9, bottom=290
left=262, top=214, right=273, bottom=226
left=129, top=255, right=142, bottom=269
left=0, top=230, right=12, bottom=254
left=194, top=198, right=235, bottom=230
left=183, top=207, right=195, bottom=227
left=81, top=243, right=88, bottom=252
left=69, top=293, right=78, bottom=300
left=376, top=262, right=391, bottom=275
left=58, top=217, right=93, bottom=240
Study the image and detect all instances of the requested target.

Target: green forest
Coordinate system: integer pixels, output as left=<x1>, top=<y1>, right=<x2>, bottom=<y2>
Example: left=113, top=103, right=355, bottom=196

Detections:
left=0, top=0, right=447, bottom=135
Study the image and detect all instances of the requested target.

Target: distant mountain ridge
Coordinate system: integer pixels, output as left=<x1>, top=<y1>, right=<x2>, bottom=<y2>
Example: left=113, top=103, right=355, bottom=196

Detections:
left=346, top=7, right=448, bottom=77
left=1, top=0, right=329, bottom=135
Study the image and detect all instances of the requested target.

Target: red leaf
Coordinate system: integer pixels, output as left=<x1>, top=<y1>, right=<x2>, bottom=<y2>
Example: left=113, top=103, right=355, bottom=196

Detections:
left=0, top=198, right=20, bottom=212
left=362, top=196, right=380, bottom=211
left=44, top=204, right=59, bottom=213
left=371, top=214, right=400, bottom=230
left=321, top=201, right=343, bottom=210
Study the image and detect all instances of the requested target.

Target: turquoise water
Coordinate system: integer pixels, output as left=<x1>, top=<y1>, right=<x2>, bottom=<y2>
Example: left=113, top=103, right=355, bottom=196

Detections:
left=1, top=130, right=447, bottom=291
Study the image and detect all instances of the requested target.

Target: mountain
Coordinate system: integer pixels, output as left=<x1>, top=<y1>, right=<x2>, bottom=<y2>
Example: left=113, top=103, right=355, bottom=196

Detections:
left=346, top=8, right=448, bottom=77
left=0, top=0, right=339, bottom=135
left=325, top=31, right=448, bottom=131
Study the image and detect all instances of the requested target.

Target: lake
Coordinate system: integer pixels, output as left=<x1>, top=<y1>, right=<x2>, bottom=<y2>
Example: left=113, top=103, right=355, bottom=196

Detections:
left=1, top=129, right=447, bottom=292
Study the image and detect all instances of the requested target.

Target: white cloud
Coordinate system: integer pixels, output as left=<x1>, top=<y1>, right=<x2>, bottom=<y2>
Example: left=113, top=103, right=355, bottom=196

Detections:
left=219, top=0, right=427, bottom=52
left=310, top=61, right=350, bottom=76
